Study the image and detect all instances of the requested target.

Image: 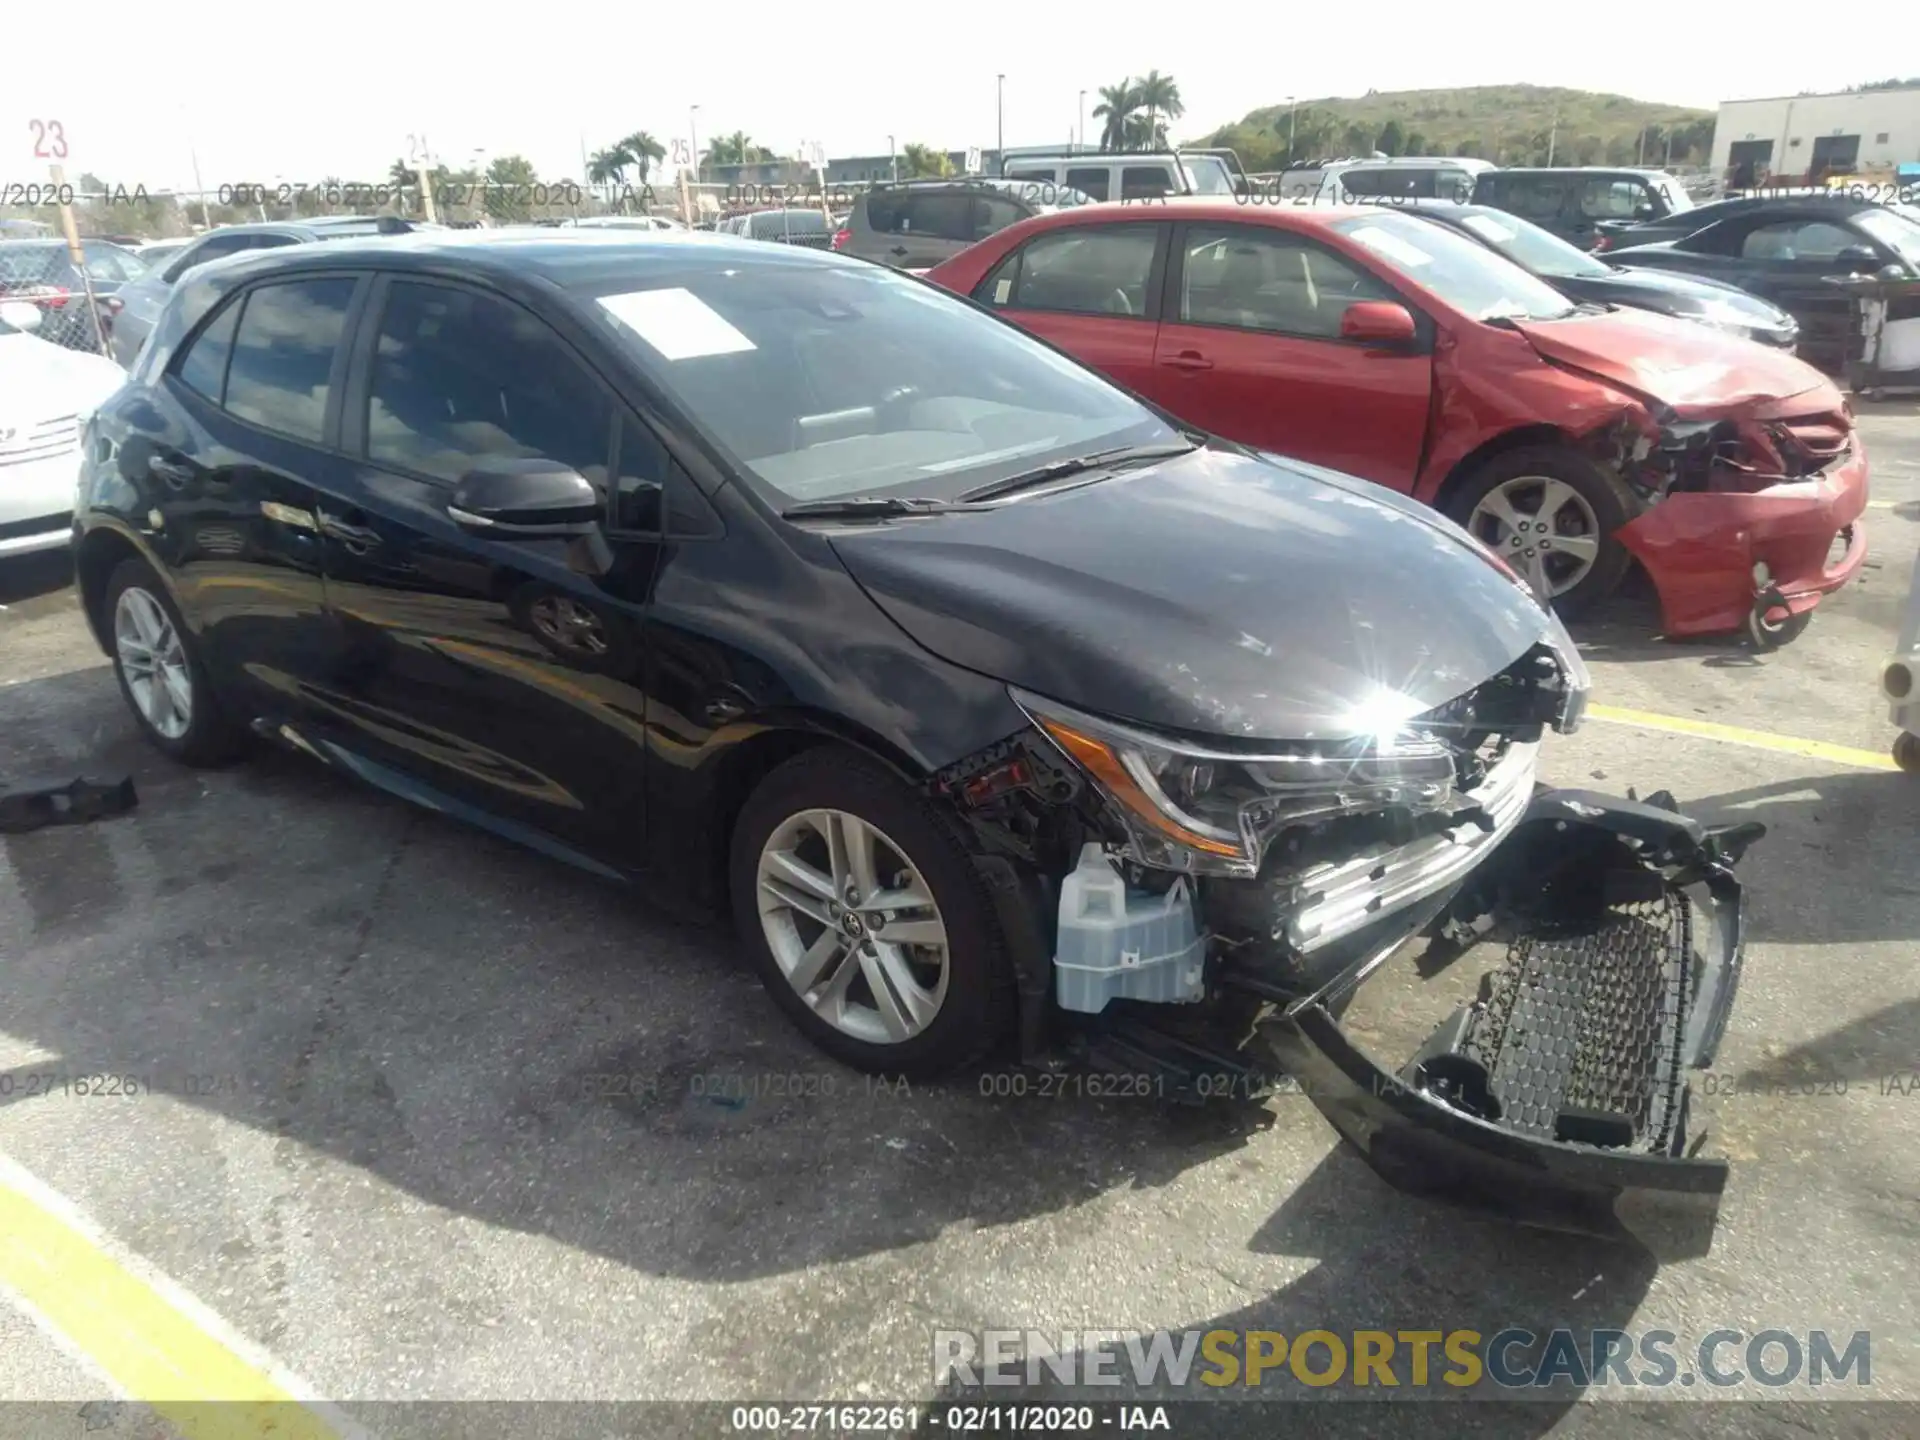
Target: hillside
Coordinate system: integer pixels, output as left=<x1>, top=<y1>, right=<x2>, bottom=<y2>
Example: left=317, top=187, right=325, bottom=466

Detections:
left=1193, top=84, right=1715, bottom=172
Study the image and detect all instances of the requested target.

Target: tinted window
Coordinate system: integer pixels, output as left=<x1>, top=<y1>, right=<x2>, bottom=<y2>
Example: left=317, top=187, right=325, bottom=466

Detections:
left=976, top=194, right=1026, bottom=236
left=900, top=192, right=975, bottom=241
left=862, top=192, right=904, bottom=233
left=366, top=281, right=613, bottom=486
left=1739, top=219, right=1860, bottom=261
left=1065, top=167, right=1112, bottom=202
left=1338, top=168, right=1462, bottom=201
left=1180, top=226, right=1392, bottom=337
left=80, top=244, right=145, bottom=283
left=175, top=299, right=241, bottom=402
left=1005, top=167, right=1057, bottom=185
left=168, top=232, right=297, bottom=282
left=222, top=277, right=356, bottom=442
left=611, top=416, right=719, bottom=537
left=1121, top=166, right=1174, bottom=201
left=1473, top=173, right=1571, bottom=222
left=1579, top=178, right=1651, bottom=220
left=587, top=260, right=1177, bottom=504
left=1008, top=226, right=1159, bottom=316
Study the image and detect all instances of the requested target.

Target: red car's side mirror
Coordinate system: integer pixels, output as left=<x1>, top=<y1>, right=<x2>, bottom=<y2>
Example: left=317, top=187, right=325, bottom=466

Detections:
left=1340, top=300, right=1417, bottom=345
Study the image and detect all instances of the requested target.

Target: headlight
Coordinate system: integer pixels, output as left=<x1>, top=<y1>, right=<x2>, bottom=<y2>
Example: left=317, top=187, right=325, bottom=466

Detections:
left=1542, top=609, right=1591, bottom=733
left=1013, top=688, right=1460, bottom=878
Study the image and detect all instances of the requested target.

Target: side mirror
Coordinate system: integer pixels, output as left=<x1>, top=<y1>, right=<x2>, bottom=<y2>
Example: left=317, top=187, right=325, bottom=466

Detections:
left=448, top=459, right=603, bottom=537
left=1836, top=245, right=1881, bottom=272
left=0, top=299, right=44, bottom=332
left=1634, top=202, right=1658, bottom=220
left=1340, top=300, right=1418, bottom=346
left=1881, top=263, right=1914, bottom=283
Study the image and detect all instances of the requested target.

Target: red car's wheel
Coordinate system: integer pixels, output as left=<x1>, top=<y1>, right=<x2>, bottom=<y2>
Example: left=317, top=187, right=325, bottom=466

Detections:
left=1448, top=446, right=1636, bottom=619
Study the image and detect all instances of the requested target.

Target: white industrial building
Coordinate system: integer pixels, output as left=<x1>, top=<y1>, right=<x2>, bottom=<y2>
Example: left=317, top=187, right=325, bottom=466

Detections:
left=1710, top=87, right=1920, bottom=183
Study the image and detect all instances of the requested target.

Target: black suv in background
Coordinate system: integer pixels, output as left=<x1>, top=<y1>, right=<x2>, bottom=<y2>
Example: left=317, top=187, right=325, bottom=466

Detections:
left=1472, top=167, right=1693, bottom=250
left=833, top=178, right=1091, bottom=270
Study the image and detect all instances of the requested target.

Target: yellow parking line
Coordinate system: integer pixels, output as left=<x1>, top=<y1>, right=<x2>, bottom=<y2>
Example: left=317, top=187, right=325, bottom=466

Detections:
left=1587, top=703, right=1897, bottom=771
left=0, top=1154, right=351, bottom=1440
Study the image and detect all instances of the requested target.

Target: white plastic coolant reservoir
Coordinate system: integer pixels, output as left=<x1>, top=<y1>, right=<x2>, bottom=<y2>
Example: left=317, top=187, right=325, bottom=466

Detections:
left=1053, top=843, right=1207, bottom=1014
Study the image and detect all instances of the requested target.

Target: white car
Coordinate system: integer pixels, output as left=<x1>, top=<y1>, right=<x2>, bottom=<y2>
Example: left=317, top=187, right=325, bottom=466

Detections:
left=0, top=300, right=127, bottom=557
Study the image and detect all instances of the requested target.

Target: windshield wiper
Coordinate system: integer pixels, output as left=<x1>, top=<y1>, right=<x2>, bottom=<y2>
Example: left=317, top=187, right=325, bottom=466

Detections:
left=958, top=441, right=1198, bottom=504
left=780, top=495, right=986, bottom=520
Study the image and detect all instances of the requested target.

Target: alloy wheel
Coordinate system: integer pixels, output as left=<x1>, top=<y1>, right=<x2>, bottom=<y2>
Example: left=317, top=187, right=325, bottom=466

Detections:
left=755, top=808, right=950, bottom=1045
left=1466, top=476, right=1602, bottom=600
left=114, top=586, right=193, bottom=740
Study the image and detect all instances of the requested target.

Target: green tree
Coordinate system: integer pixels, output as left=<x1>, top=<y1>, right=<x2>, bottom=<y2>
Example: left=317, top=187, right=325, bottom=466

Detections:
left=587, top=146, right=631, bottom=186
left=899, top=143, right=954, bottom=179
left=1342, top=122, right=1374, bottom=156
left=1135, top=70, right=1183, bottom=146
left=1402, top=129, right=1427, bottom=156
left=1376, top=119, right=1405, bottom=156
left=1092, top=81, right=1139, bottom=153
left=484, top=154, right=539, bottom=224
left=618, top=132, right=666, bottom=182
left=1123, top=114, right=1167, bottom=150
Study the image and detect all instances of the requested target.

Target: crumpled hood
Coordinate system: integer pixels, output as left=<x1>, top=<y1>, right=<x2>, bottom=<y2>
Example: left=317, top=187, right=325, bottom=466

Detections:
left=827, top=446, right=1559, bottom=741
left=1513, top=307, right=1829, bottom=412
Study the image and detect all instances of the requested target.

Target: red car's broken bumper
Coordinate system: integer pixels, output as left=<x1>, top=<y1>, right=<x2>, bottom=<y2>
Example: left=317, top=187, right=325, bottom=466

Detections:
left=1616, top=443, right=1870, bottom=638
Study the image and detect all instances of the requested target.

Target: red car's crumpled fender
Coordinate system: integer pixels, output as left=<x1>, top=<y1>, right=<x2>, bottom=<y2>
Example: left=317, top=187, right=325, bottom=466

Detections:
left=1616, top=445, right=1870, bottom=638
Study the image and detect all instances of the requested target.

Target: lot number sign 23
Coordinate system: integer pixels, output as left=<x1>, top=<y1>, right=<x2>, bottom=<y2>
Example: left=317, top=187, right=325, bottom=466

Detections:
left=28, top=119, right=71, bottom=161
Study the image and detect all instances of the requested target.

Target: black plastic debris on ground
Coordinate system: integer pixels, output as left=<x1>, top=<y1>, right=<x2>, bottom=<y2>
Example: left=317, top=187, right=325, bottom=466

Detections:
left=0, top=776, right=139, bottom=835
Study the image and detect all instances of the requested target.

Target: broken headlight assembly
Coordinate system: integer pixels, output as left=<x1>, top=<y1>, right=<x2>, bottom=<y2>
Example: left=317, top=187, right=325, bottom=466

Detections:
left=1012, top=688, right=1464, bottom=879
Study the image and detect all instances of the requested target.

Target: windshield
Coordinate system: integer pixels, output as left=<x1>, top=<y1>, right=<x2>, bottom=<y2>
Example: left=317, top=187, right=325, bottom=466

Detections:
left=1856, top=208, right=1920, bottom=270
left=1331, top=211, right=1579, bottom=322
left=1182, top=156, right=1237, bottom=195
left=1449, top=209, right=1612, bottom=279
left=586, top=257, right=1179, bottom=505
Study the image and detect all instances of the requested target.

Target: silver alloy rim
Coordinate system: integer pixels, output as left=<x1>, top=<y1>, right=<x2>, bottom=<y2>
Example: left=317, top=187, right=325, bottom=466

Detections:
left=755, top=808, right=949, bottom=1045
left=1466, top=476, right=1602, bottom=600
left=528, top=595, right=608, bottom=656
left=114, top=587, right=193, bottom=740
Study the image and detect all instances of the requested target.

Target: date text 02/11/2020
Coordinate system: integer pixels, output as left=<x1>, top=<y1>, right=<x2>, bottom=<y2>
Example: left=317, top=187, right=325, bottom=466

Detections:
left=726, top=1404, right=1170, bottom=1433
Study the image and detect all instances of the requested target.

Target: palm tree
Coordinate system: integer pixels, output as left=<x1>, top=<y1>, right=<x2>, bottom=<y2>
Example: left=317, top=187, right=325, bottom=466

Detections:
left=899, top=143, right=953, bottom=179
left=1092, top=81, right=1139, bottom=153
left=618, top=132, right=665, bottom=183
left=1134, top=71, right=1183, bottom=147
left=707, top=131, right=756, bottom=169
left=1123, top=114, right=1166, bottom=151
left=587, top=146, right=632, bottom=187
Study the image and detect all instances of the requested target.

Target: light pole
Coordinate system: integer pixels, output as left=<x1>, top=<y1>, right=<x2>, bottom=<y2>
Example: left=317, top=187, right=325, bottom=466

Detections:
left=689, top=105, right=701, bottom=184
left=888, top=134, right=897, bottom=184
left=1078, top=90, right=1086, bottom=150
left=996, top=74, right=1005, bottom=171
left=1287, top=97, right=1297, bottom=164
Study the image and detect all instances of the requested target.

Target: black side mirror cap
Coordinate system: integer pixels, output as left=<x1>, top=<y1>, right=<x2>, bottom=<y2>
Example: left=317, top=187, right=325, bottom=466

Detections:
left=449, top=459, right=602, bottom=536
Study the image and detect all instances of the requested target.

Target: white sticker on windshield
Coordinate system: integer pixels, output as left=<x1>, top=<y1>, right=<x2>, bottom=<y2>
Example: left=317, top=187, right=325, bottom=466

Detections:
left=994, top=277, right=1013, bottom=304
left=1347, top=225, right=1432, bottom=268
left=597, top=287, right=756, bottom=360
left=1461, top=214, right=1516, bottom=243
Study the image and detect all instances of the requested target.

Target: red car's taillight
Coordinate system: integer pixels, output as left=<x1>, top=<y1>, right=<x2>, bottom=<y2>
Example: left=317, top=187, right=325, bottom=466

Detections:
left=831, top=228, right=851, bottom=250
left=1591, top=234, right=1612, bottom=254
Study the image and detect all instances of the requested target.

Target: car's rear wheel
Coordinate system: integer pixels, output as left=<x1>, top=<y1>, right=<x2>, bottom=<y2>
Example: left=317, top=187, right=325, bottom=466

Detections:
left=730, top=748, right=1014, bottom=1077
left=1447, top=446, right=1637, bottom=619
left=105, top=556, right=245, bottom=765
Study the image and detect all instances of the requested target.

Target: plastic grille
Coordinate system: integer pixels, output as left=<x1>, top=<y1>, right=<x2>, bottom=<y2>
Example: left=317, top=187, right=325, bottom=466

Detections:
left=1463, top=892, right=1694, bottom=1152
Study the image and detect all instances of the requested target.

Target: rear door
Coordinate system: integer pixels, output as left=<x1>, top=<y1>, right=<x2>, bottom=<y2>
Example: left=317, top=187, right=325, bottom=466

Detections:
left=969, top=221, right=1168, bottom=396
left=312, top=274, right=665, bottom=869
left=138, top=273, right=363, bottom=719
left=1572, top=175, right=1654, bottom=252
left=1150, top=221, right=1431, bottom=484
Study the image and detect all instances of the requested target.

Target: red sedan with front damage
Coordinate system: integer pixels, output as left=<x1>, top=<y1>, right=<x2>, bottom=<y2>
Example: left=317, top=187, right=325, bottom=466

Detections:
left=926, top=201, right=1867, bottom=641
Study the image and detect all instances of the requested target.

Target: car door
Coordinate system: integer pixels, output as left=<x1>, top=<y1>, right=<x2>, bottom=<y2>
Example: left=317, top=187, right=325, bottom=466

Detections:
left=1149, top=221, right=1432, bottom=485
left=136, top=273, right=362, bottom=718
left=970, top=222, right=1168, bottom=397
left=311, top=273, right=670, bottom=871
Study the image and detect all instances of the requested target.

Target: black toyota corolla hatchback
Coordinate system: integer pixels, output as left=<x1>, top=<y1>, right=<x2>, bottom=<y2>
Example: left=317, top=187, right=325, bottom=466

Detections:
left=75, top=230, right=1760, bottom=1247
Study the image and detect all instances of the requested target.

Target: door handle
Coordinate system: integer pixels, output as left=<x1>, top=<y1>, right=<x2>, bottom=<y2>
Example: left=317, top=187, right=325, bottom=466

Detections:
left=889, top=245, right=908, bottom=256
left=1161, top=350, right=1214, bottom=372
left=316, top=507, right=381, bottom=553
left=147, top=453, right=194, bottom=487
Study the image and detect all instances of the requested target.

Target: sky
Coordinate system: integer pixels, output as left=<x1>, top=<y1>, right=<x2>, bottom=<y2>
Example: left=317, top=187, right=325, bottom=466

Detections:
left=6, top=2, right=1898, bottom=193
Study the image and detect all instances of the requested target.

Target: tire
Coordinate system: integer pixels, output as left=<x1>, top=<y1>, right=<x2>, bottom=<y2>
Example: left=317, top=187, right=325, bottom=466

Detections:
left=729, top=747, right=1015, bottom=1078
left=104, top=556, right=246, bottom=766
left=1895, top=732, right=1920, bottom=775
left=1445, top=445, right=1638, bottom=620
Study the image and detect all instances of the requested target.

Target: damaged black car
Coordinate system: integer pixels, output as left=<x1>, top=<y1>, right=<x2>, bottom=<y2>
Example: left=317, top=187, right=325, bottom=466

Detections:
left=76, top=231, right=1758, bottom=1248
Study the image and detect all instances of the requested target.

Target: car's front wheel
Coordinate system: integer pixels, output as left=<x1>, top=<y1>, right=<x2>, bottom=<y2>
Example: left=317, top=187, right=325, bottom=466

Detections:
left=730, top=748, right=1014, bottom=1077
left=1447, top=446, right=1637, bottom=619
left=105, top=556, right=245, bottom=765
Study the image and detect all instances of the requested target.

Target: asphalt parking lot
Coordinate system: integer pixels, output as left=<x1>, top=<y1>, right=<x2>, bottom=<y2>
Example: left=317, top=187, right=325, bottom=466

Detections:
left=3, top=404, right=1920, bottom=1438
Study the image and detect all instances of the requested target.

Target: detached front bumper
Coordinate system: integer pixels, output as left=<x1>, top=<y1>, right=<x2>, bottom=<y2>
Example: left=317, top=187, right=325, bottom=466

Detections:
left=1250, top=788, right=1756, bottom=1255
left=1616, top=444, right=1869, bottom=638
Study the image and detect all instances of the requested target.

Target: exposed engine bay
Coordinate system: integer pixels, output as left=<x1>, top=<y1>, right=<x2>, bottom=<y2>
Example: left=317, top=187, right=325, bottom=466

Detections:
left=928, top=630, right=1760, bottom=1254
